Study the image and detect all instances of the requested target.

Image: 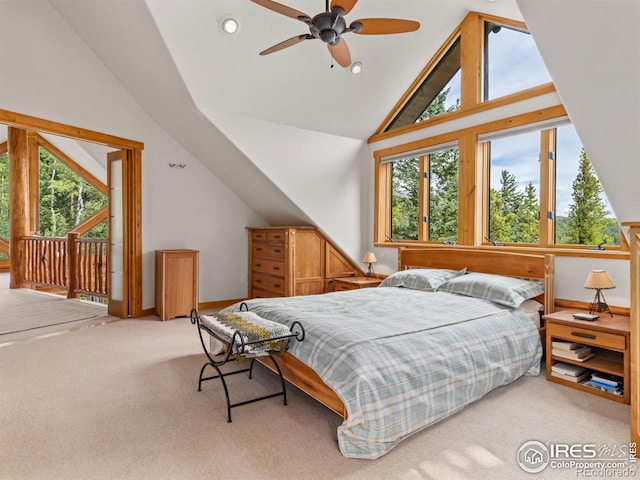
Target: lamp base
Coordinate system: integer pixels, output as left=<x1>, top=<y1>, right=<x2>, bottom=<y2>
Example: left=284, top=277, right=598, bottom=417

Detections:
left=589, top=289, right=613, bottom=317
left=365, top=264, right=374, bottom=278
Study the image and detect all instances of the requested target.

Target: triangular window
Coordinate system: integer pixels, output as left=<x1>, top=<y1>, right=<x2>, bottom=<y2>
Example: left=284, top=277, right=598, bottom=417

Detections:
left=484, top=22, right=551, bottom=100
left=377, top=13, right=553, bottom=137
left=386, top=37, right=461, bottom=131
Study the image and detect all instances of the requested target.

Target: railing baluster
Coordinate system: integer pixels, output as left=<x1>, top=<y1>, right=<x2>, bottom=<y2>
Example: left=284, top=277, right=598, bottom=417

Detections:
left=18, top=234, right=107, bottom=300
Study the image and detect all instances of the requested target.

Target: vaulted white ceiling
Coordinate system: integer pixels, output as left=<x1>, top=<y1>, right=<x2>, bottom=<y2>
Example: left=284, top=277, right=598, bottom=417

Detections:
left=44, top=0, right=640, bottom=227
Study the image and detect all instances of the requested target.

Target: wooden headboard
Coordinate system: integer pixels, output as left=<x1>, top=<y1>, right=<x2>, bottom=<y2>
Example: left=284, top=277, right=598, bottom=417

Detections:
left=398, top=247, right=555, bottom=314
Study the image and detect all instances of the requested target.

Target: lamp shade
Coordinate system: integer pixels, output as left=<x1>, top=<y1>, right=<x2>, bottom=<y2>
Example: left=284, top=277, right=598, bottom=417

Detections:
left=362, top=252, right=377, bottom=264
left=584, top=270, right=615, bottom=289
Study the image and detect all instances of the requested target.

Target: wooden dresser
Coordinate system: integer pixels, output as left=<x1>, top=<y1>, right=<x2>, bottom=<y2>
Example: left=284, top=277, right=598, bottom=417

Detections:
left=248, top=226, right=360, bottom=298
left=154, top=249, right=199, bottom=321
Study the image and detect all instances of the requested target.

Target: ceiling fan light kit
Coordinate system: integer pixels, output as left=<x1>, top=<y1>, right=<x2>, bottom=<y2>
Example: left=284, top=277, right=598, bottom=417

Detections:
left=250, top=0, right=420, bottom=68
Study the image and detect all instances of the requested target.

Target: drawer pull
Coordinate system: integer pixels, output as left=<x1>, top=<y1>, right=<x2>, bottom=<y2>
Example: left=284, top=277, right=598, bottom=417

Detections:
left=255, top=263, right=262, bottom=267
left=273, top=249, right=281, bottom=253
left=256, top=279, right=262, bottom=283
left=571, top=331, right=596, bottom=340
left=272, top=266, right=280, bottom=271
left=256, top=247, right=263, bottom=251
left=273, top=283, right=280, bottom=288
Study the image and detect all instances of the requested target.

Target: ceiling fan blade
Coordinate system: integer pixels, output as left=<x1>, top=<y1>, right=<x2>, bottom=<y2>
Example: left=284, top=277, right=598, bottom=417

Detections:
left=328, top=39, right=351, bottom=68
left=330, top=0, right=358, bottom=15
left=260, top=35, right=309, bottom=56
left=352, top=18, right=420, bottom=35
left=250, top=0, right=309, bottom=21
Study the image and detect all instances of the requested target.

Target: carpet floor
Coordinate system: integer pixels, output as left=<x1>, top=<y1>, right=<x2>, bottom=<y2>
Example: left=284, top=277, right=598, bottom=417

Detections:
left=0, top=314, right=632, bottom=480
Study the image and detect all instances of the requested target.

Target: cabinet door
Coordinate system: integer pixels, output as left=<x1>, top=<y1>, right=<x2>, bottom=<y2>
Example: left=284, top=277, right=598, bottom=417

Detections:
left=326, top=243, right=358, bottom=278
left=155, top=250, right=198, bottom=321
left=291, top=229, right=324, bottom=295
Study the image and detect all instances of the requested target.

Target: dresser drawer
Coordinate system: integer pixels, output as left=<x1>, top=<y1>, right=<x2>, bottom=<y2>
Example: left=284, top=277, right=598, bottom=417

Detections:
left=251, top=272, right=285, bottom=295
left=251, top=230, right=286, bottom=243
left=251, top=258, right=285, bottom=276
left=547, top=322, right=626, bottom=351
left=252, top=243, right=285, bottom=261
left=251, top=287, right=283, bottom=299
left=333, top=280, right=358, bottom=291
left=251, top=230, right=269, bottom=242
left=267, top=230, right=286, bottom=242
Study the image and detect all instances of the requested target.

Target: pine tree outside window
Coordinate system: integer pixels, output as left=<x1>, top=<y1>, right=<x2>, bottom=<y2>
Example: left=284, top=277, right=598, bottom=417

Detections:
left=484, top=123, right=619, bottom=247
left=389, top=145, right=459, bottom=243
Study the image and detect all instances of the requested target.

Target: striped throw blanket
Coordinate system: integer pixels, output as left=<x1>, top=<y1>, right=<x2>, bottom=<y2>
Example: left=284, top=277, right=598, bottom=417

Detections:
left=199, top=311, right=292, bottom=357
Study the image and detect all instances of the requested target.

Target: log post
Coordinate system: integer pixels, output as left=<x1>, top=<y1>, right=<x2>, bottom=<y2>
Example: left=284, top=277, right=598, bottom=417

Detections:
left=8, top=127, right=31, bottom=289
left=67, top=232, right=79, bottom=298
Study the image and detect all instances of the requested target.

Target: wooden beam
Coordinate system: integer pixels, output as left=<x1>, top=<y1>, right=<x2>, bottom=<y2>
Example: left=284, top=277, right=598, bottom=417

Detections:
left=0, top=109, right=143, bottom=150
left=622, top=221, right=640, bottom=445
left=66, top=207, right=108, bottom=237
left=36, top=134, right=108, bottom=195
left=8, top=127, right=31, bottom=288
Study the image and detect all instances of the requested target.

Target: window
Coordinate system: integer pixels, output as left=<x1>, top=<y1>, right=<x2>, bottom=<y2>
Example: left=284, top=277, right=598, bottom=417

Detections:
left=484, top=22, right=551, bottom=100
left=388, top=145, right=459, bottom=242
left=487, top=130, right=541, bottom=244
left=373, top=12, right=622, bottom=253
left=385, top=37, right=461, bottom=131
left=482, top=123, right=619, bottom=247
left=554, top=125, right=619, bottom=246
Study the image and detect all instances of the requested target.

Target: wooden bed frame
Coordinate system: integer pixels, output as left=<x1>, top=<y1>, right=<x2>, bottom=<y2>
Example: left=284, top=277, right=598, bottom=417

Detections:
left=257, top=247, right=555, bottom=418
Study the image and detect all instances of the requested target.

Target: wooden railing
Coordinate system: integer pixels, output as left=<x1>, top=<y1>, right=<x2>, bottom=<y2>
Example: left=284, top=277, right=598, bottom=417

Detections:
left=20, top=232, right=107, bottom=299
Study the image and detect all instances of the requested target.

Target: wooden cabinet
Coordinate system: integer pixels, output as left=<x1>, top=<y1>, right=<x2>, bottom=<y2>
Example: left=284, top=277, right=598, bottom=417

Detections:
left=248, top=227, right=360, bottom=298
left=333, top=276, right=383, bottom=291
left=543, top=309, right=630, bottom=404
left=155, top=249, right=199, bottom=321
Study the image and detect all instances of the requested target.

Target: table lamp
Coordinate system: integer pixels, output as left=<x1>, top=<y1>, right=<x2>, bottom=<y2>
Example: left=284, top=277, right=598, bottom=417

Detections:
left=584, top=270, right=615, bottom=316
left=362, top=252, right=377, bottom=277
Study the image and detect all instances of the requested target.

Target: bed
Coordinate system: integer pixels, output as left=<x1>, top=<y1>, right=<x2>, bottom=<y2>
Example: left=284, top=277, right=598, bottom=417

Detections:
left=221, top=248, right=555, bottom=459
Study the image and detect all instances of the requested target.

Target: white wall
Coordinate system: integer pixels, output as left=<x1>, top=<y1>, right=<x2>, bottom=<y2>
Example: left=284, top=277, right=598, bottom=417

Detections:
left=208, top=111, right=366, bottom=264
left=0, top=1, right=262, bottom=308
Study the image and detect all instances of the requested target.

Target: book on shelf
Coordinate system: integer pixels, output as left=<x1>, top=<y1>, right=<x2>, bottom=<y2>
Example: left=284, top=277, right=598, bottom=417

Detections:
left=590, top=371, right=623, bottom=388
left=552, top=347, right=595, bottom=362
left=551, top=361, right=588, bottom=377
left=551, top=370, right=591, bottom=383
left=552, top=340, right=585, bottom=351
left=584, top=380, right=623, bottom=396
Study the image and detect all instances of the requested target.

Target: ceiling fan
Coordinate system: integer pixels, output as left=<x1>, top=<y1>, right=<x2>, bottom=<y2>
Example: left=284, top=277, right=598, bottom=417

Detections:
left=250, top=0, right=420, bottom=68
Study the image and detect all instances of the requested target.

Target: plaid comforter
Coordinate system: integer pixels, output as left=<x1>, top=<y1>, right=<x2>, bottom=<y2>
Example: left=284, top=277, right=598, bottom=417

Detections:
left=223, top=286, right=542, bottom=459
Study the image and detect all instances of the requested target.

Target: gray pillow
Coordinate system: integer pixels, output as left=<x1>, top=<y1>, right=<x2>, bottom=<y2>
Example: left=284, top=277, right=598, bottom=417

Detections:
left=436, top=272, right=544, bottom=308
left=379, top=268, right=466, bottom=292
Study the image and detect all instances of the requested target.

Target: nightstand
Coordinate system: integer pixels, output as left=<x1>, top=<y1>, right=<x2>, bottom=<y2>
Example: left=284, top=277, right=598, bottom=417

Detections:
left=542, top=309, right=630, bottom=404
left=333, top=276, right=383, bottom=291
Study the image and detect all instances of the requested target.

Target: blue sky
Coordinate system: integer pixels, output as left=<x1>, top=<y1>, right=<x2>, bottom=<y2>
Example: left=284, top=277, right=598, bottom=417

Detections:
left=442, top=26, right=613, bottom=218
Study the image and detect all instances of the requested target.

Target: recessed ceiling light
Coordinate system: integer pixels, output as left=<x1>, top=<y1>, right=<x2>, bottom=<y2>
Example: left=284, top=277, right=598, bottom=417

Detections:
left=222, top=18, right=238, bottom=34
left=350, top=61, right=363, bottom=74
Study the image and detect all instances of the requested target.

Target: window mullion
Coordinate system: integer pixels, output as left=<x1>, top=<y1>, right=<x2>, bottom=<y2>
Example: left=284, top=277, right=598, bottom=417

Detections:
left=539, top=129, right=556, bottom=246
left=419, top=155, right=429, bottom=242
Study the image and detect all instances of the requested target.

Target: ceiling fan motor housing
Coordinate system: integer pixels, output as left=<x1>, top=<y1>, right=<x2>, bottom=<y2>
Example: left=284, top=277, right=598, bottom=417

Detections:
left=310, top=12, right=347, bottom=44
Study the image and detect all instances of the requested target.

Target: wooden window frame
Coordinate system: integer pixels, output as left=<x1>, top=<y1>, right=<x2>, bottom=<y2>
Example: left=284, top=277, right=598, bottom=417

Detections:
left=372, top=11, right=626, bottom=259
